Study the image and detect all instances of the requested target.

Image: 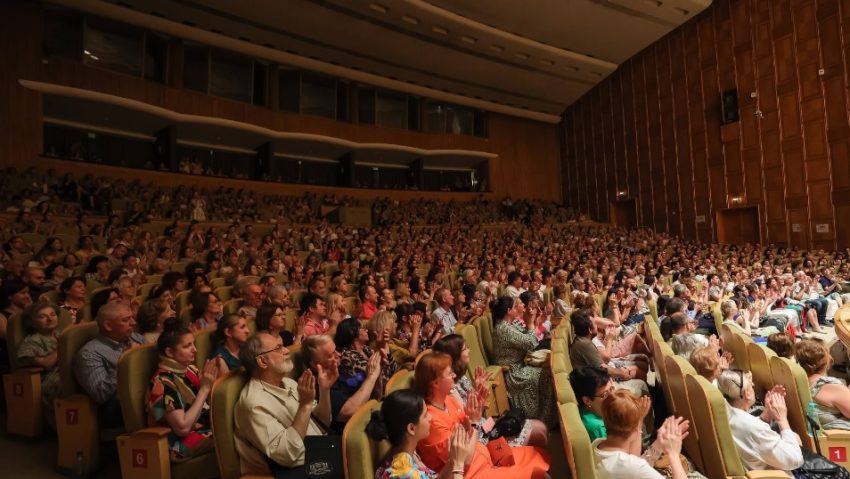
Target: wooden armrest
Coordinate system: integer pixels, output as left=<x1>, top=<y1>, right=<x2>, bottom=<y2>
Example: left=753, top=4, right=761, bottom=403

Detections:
left=745, top=470, right=793, bottom=479
left=824, top=429, right=850, bottom=440
left=117, top=429, right=172, bottom=479
left=129, top=427, right=171, bottom=439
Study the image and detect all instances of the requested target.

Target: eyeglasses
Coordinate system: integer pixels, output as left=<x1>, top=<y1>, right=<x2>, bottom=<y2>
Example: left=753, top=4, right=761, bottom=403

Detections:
left=594, top=381, right=615, bottom=399
left=257, top=344, right=285, bottom=356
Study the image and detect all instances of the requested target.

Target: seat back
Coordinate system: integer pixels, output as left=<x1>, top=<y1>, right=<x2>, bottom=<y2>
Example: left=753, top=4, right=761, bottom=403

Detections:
left=721, top=326, right=750, bottom=370
left=663, top=355, right=704, bottom=473
left=57, top=307, right=75, bottom=333
left=769, top=356, right=817, bottom=451
left=685, top=374, right=747, bottom=478
left=40, top=290, right=60, bottom=304
left=836, top=307, right=850, bottom=351
left=558, top=402, right=598, bottom=479
left=117, top=343, right=158, bottom=433
left=223, top=298, right=243, bottom=315
left=137, top=283, right=157, bottom=299
left=645, top=316, right=663, bottom=344
left=747, top=342, right=777, bottom=399
left=175, top=290, right=192, bottom=313
left=458, top=325, right=489, bottom=373
left=385, top=370, right=414, bottom=395
left=711, top=302, right=723, bottom=335
left=651, top=334, right=675, bottom=410
left=553, top=371, right=577, bottom=404
left=471, top=315, right=494, bottom=363
left=342, top=297, right=359, bottom=316
left=214, top=286, right=232, bottom=302
left=210, top=370, right=248, bottom=479
left=342, top=400, right=390, bottom=479
left=648, top=299, right=658, bottom=322
left=290, top=289, right=307, bottom=308
left=551, top=350, right=571, bottom=375
left=194, top=328, right=215, bottom=368
left=6, top=313, right=24, bottom=368
left=58, top=322, right=99, bottom=396
left=553, top=323, right=573, bottom=370
left=286, top=344, right=304, bottom=380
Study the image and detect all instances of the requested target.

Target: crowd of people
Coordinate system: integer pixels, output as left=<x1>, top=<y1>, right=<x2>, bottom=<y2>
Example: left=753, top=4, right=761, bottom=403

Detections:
left=3, top=166, right=850, bottom=478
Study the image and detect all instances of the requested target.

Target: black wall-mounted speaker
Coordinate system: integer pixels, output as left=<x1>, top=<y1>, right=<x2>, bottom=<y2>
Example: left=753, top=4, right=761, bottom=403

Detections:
left=721, top=89, right=740, bottom=125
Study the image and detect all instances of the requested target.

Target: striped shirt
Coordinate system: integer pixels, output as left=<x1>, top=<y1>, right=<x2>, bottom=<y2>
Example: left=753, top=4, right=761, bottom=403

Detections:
left=73, top=333, right=144, bottom=405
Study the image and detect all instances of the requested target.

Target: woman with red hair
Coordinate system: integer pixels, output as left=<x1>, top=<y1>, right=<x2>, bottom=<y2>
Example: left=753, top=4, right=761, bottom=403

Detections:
left=414, top=353, right=550, bottom=479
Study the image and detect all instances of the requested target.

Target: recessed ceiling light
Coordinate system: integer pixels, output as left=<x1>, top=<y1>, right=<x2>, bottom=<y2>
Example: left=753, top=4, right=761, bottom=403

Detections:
left=369, top=3, right=388, bottom=13
left=402, top=15, right=419, bottom=25
left=540, top=59, right=555, bottom=66
left=514, top=52, right=529, bottom=60
left=432, top=26, right=448, bottom=34
left=489, top=45, right=504, bottom=52
left=461, top=36, right=477, bottom=44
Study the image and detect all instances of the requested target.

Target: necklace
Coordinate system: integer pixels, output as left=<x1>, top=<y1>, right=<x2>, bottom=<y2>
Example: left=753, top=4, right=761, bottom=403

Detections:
left=426, top=399, right=447, bottom=411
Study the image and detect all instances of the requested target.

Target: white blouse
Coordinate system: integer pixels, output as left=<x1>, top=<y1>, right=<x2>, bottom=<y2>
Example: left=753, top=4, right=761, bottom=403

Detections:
left=592, top=439, right=664, bottom=479
left=726, top=404, right=804, bottom=473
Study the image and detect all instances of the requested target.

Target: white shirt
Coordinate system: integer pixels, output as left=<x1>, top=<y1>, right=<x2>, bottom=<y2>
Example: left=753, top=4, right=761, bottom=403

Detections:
left=726, top=404, right=804, bottom=473
left=234, top=377, right=324, bottom=475
left=506, top=285, right=525, bottom=299
left=592, top=439, right=664, bottom=479
left=431, top=306, right=457, bottom=334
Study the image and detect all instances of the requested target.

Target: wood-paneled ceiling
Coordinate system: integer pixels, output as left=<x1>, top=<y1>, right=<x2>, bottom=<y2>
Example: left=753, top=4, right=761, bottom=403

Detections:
left=55, top=0, right=711, bottom=122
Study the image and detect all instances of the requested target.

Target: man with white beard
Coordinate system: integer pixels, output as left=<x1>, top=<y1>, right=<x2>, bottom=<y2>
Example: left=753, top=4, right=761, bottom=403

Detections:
left=234, top=332, right=337, bottom=475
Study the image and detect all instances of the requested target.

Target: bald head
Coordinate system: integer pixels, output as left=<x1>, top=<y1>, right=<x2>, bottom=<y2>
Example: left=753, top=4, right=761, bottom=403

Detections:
left=97, top=302, right=136, bottom=342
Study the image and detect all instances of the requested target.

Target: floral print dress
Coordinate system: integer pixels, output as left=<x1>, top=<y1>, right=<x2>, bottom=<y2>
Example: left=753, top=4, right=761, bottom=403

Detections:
left=492, top=321, right=556, bottom=427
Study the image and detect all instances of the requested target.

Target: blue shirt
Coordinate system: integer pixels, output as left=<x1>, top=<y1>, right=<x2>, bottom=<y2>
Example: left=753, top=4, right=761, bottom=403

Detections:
left=73, top=332, right=144, bottom=405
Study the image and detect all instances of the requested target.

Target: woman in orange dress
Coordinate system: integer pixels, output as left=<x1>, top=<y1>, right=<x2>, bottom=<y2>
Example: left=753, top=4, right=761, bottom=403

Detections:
left=414, top=353, right=550, bottom=479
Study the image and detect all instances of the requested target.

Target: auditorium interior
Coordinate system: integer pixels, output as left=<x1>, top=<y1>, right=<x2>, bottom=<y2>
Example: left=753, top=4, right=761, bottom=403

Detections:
left=5, top=0, right=850, bottom=478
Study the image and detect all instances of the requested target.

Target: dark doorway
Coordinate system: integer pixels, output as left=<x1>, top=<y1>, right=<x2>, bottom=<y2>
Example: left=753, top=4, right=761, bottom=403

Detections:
left=716, top=207, right=760, bottom=245
left=610, top=199, right=637, bottom=229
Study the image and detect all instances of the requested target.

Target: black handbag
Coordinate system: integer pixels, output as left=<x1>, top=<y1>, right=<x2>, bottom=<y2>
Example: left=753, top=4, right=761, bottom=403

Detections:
left=793, top=448, right=850, bottom=479
left=267, top=435, right=344, bottom=479
left=487, top=409, right=526, bottom=439
left=792, top=414, right=850, bottom=479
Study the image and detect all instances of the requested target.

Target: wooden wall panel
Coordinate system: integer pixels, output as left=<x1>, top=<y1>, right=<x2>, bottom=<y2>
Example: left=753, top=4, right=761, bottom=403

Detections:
left=0, top=1, right=561, bottom=202
left=562, top=0, right=850, bottom=249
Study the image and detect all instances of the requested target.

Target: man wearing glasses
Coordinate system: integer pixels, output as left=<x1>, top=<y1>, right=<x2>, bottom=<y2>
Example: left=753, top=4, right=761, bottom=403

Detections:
left=234, top=332, right=338, bottom=476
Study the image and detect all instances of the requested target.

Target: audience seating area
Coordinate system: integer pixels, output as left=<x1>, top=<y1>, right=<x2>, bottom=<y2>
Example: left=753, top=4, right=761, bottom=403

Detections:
left=5, top=165, right=850, bottom=478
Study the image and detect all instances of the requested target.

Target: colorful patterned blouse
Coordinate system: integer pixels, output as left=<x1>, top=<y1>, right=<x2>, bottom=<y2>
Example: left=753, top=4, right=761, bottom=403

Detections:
left=146, top=358, right=212, bottom=461
left=376, top=452, right=437, bottom=479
